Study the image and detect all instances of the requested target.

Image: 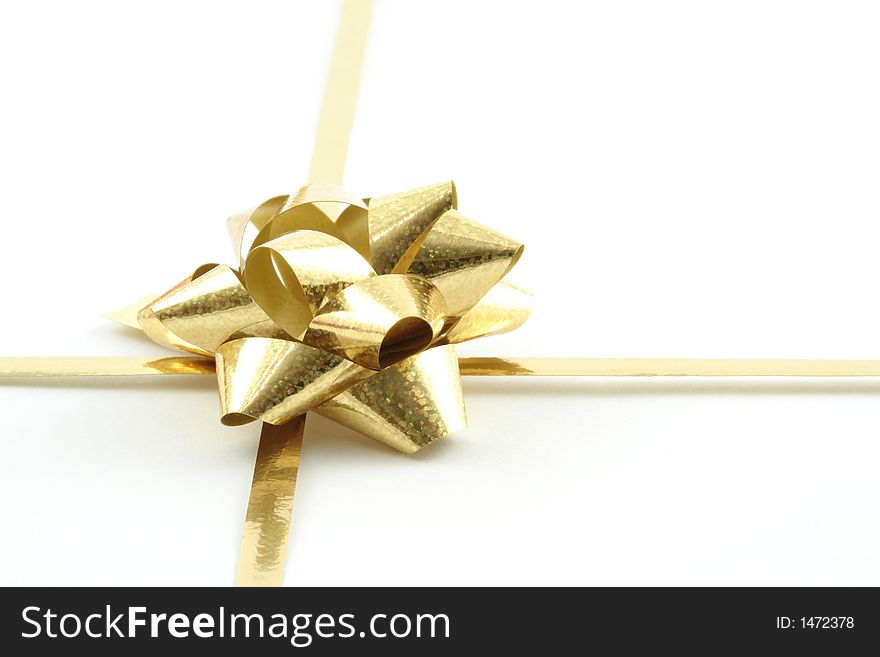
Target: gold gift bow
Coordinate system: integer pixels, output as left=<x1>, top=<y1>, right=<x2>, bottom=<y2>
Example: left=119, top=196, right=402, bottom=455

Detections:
left=132, top=179, right=528, bottom=434
left=4, top=0, right=880, bottom=586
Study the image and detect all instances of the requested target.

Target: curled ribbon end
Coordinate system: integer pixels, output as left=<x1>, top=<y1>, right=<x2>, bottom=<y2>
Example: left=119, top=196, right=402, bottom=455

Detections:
left=137, top=306, right=213, bottom=357
left=220, top=412, right=257, bottom=427
left=303, top=274, right=447, bottom=370
left=378, top=317, right=435, bottom=369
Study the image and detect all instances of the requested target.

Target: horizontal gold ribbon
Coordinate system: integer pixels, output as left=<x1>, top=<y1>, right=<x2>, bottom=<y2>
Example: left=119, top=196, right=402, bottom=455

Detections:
left=7, top=357, right=880, bottom=378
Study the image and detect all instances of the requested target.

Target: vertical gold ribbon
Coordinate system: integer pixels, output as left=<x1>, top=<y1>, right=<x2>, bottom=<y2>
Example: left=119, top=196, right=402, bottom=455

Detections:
left=234, top=0, right=374, bottom=587
left=234, top=418, right=305, bottom=587
left=308, top=0, right=374, bottom=186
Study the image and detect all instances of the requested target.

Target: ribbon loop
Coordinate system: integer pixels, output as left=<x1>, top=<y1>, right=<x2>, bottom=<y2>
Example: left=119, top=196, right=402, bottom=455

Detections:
left=216, top=337, right=370, bottom=426
left=138, top=264, right=279, bottom=356
left=253, top=183, right=371, bottom=260
left=444, top=279, right=533, bottom=344
left=303, top=274, right=447, bottom=370
left=227, top=196, right=289, bottom=268
left=367, top=181, right=457, bottom=275
left=244, top=230, right=376, bottom=339
left=404, top=209, right=523, bottom=318
left=316, top=344, right=466, bottom=453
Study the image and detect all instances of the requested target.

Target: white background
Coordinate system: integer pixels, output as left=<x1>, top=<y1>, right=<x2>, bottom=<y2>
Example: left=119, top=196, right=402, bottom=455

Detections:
left=2, top=0, right=880, bottom=585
